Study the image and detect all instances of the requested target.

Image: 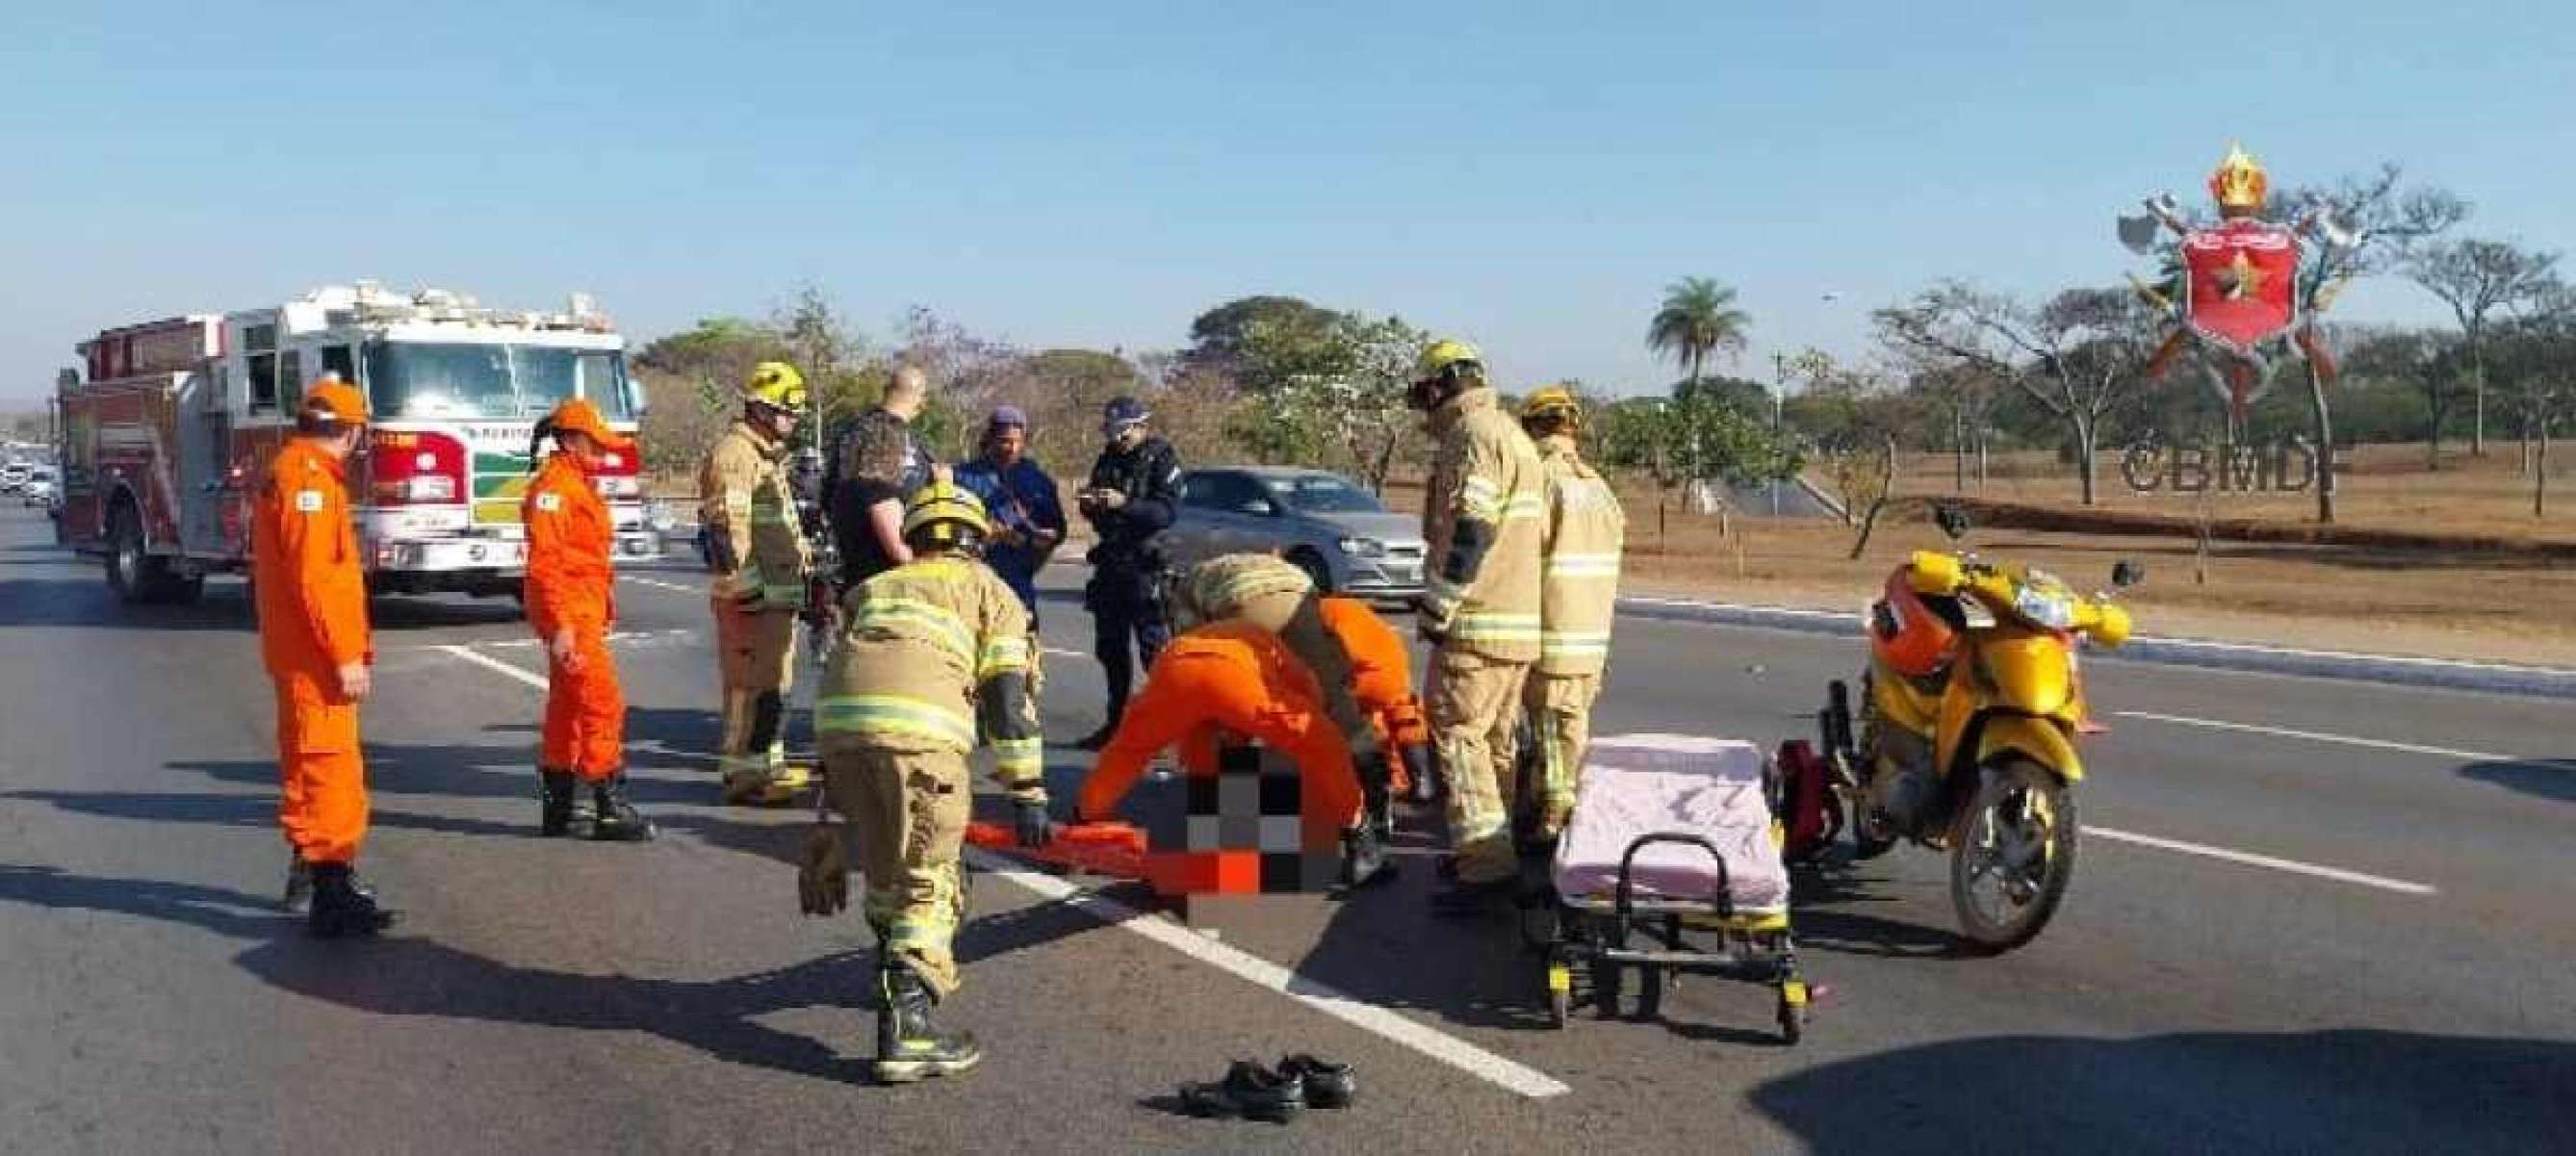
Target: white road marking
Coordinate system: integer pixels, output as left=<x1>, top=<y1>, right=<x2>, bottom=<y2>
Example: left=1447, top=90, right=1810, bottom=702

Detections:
left=2113, top=710, right=2520, bottom=764
left=621, top=577, right=701, bottom=594
left=432, top=644, right=550, bottom=690
left=422, top=637, right=1563, bottom=1098
left=2089, top=827, right=2439, bottom=896
left=963, top=849, right=1572, bottom=1099
left=1042, top=647, right=1088, bottom=661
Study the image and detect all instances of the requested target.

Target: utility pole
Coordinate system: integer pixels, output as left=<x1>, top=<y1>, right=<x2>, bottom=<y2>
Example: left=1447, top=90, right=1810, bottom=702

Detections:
left=1770, top=350, right=1790, bottom=515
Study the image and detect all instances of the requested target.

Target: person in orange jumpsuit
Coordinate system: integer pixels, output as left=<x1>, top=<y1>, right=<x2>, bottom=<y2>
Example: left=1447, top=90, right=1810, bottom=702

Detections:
left=523, top=398, right=653, bottom=841
left=1074, top=620, right=1377, bottom=884
left=1314, top=595, right=1435, bottom=804
left=254, top=377, right=394, bottom=938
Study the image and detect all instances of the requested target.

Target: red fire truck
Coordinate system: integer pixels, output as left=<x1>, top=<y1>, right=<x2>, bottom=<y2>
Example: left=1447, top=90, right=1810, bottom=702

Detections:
left=53, top=283, right=657, bottom=604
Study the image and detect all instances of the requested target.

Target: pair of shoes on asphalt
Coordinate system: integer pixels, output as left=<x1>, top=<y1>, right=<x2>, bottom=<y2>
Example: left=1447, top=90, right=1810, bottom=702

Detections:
left=1179, top=1056, right=1355, bottom=1122
left=285, top=856, right=396, bottom=938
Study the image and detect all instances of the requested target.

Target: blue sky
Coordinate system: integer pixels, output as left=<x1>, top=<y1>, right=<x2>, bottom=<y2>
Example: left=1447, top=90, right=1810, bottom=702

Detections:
left=3, top=1, right=2568, bottom=406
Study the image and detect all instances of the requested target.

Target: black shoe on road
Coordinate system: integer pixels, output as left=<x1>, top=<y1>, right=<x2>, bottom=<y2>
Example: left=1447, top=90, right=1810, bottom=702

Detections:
left=1072, top=725, right=1117, bottom=753
left=1276, top=1054, right=1355, bottom=1109
left=1179, top=1061, right=1305, bottom=1122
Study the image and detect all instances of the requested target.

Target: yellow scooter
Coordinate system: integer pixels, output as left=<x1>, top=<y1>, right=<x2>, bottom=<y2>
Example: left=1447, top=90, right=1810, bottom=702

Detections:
left=1820, top=531, right=2141, bottom=952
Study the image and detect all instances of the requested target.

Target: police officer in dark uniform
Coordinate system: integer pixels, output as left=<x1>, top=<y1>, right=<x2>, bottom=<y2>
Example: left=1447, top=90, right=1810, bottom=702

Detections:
left=825, top=364, right=937, bottom=590
left=1074, top=397, right=1181, bottom=751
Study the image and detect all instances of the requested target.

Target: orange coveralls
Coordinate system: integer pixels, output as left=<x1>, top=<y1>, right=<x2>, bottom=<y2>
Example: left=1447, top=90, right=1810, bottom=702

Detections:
left=1079, top=621, right=1364, bottom=850
left=1316, top=595, right=1432, bottom=761
left=252, top=438, right=374, bottom=865
left=524, top=450, right=625, bottom=780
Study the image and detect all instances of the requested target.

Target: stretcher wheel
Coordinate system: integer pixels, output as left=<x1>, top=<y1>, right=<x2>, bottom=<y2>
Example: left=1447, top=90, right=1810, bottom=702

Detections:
left=1544, top=958, right=1572, bottom=1029
left=1591, top=957, right=1623, bottom=1020
left=1777, top=979, right=1810, bottom=1045
left=1636, top=963, right=1664, bottom=1020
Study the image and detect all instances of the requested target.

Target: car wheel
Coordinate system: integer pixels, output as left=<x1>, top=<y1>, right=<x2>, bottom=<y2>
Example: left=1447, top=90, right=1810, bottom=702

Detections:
left=1287, top=548, right=1333, bottom=594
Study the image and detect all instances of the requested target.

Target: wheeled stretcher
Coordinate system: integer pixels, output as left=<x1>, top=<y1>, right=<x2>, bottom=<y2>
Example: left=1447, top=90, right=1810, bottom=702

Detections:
left=1533, top=733, right=1811, bottom=1041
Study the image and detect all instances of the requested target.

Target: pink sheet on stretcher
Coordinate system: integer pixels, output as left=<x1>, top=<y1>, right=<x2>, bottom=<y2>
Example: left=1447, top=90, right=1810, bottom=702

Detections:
left=1551, top=733, right=1790, bottom=917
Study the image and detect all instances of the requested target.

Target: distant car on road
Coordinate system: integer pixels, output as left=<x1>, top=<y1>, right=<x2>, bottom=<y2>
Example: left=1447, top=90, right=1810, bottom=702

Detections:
left=1165, top=466, right=1428, bottom=602
left=0, top=464, right=27, bottom=495
left=23, top=470, right=57, bottom=508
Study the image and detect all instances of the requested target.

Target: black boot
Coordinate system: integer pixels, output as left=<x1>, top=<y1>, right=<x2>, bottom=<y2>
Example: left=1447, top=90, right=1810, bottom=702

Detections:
left=1073, top=722, right=1118, bottom=753
left=306, top=862, right=395, bottom=938
left=539, top=770, right=577, bottom=837
left=588, top=774, right=655, bottom=842
left=874, top=963, right=981, bottom=1084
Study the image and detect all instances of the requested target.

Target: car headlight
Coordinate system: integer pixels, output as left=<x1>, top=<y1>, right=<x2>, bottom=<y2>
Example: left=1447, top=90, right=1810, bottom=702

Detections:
left=1337, top=537, right=1386, bottom=558
left=2012, top=583, right=2077, bottom=630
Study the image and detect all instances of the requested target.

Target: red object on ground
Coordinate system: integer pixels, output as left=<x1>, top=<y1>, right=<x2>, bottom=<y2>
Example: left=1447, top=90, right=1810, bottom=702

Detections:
left=966, top=821, right=1151, bottom=880
left=1774, top=739, right=1841, bottom=863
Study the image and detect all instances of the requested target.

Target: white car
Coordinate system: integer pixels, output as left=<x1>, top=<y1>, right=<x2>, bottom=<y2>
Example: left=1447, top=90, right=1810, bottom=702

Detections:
left=22, top=472, right=56, bottom=507
left=0, top=465, right=26, bottom=494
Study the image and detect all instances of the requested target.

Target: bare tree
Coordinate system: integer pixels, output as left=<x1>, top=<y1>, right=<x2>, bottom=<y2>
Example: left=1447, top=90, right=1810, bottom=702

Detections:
left=2491, top=281, right=2575, bottom=516
left=1876, top=282, right=2155, bottom=505
left=2407, top=238, right=2554, bottom=461
left=2271, top=167, right=2464, bottom=522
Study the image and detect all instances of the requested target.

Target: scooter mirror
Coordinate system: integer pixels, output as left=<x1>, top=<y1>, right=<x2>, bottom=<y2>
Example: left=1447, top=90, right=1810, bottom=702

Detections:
left=2111, top=559, right=2146, bottom=589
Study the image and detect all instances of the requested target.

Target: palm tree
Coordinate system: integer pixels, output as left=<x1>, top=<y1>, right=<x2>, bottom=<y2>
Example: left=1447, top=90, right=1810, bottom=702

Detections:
left=1647, top=277, right=1752, bottom=385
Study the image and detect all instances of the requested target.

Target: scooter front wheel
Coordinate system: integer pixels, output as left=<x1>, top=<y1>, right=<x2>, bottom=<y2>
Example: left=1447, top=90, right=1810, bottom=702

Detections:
left=1948, top=758, right=2078, bottom=953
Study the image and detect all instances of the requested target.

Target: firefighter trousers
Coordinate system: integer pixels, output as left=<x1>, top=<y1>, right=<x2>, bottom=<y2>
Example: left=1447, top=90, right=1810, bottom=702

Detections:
left=1523, top=670, right=1601, bottom=838
left=820, top=739, right=969, bottom=999
left=273, top=668, right=368, bottom=865
left=1430, top=648, right=1533, bottom=885
left=712, top=596, right=798, bottom=780
left=543, top=618, right=626, bottom=780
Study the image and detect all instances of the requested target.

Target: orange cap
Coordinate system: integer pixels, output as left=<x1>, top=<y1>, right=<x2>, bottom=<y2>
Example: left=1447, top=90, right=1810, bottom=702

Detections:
left=545, top=397, right=635, bottom=452
left=302, top=380, right=371, bottom=426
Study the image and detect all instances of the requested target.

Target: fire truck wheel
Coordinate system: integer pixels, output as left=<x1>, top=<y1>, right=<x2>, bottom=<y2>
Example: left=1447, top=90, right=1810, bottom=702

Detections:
left=106, top=501, right=193, bottom=605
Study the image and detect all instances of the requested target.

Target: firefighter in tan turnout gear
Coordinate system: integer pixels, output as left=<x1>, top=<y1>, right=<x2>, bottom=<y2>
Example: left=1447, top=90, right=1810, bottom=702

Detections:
left=1519, top=386, right=1625, bottom=841
left=698, top=361, right=818, bottom=806
left=806, top=480, right=1047, bottom=1084
left=1408, top=339, right=1548, bottom=910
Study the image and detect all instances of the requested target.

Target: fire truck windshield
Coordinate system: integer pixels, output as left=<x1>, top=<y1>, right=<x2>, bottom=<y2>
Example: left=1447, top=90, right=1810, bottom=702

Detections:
left=363, top=342, right=633, bottom=422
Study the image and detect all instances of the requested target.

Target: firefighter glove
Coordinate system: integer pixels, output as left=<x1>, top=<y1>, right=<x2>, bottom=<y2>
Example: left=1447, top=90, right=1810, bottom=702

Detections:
left=1012, top=797, right=1056, bottom=849
left=798, top=821, right=849, bottom=916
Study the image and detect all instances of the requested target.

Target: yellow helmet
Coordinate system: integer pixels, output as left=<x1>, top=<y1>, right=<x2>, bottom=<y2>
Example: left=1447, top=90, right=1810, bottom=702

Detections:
left=1521, top=384, right=1583, bottom=432
left=901, top=480, right=991, bottom=551
left=743, top=361, right=808, bottom=411
left=1414, top=338, right=1484, bottom=383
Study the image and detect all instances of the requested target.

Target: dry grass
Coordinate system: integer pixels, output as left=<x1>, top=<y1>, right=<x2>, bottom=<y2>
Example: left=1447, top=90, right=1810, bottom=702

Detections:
left=1383, top=443, right=2576, bottom=666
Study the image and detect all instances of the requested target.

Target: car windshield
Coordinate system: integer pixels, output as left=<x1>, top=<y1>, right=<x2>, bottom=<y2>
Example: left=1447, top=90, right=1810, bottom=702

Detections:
left=1270, top=475, right=1382, bottom=514
left=363, top=342, right=633, bottom=421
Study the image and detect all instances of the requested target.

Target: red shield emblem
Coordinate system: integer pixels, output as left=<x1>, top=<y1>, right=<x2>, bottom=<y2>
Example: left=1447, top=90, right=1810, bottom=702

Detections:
left=2181, top=220, right=2302, bottom=354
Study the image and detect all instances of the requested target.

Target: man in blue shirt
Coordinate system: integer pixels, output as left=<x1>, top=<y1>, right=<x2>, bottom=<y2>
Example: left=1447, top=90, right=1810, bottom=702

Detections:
left=951, top=406, right=1067, bottom=625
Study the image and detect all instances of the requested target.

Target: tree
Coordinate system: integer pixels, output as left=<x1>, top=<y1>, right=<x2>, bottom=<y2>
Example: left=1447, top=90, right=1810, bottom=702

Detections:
left=2409, top=238, right=2559, bottom=459
left=2260, top=166, right=2460, bottom=522
left=1184, top=295, right=1342, bottom=372
left=2343, top=328, right=2464, bottom=468
left=2489, top=281, right=2576, bottom=516
left=1875, top=282, right=2157, bottom=505
left=631, top=317, right=795, bottom=476
left=1224, top=310, right=1429, bottom=492
left=1646, top=277, right=1751, bottom=385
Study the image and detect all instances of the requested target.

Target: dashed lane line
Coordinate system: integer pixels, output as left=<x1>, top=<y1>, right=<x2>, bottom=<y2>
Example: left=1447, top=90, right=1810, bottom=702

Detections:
left=2088, top=827, right=2440, bottom=896
left=2112, top=710, right=2522, bottom=765
left=424, top=640, right=1571, bottom=1100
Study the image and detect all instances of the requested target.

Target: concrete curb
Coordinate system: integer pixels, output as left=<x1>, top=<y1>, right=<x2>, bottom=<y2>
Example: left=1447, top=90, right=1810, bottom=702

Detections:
left=1618, top=596, right=2576, bottom=701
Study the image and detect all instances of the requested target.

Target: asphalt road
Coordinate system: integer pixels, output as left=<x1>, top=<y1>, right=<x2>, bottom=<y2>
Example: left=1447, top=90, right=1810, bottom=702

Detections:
left=1, top=503, right=2568, bottom=1155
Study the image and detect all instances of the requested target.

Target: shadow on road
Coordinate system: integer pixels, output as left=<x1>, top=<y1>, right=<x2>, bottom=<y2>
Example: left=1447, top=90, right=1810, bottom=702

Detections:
left=1748, top=1028, right=2576, bottom=1155
left=2459, top=758, right=2576, bottom=804
left=3, top=788, right=527, bottom=840
left=0, top=861, right=880, bottom=1085
left=1784, top=866, right=1972, bottom=961
left=0, top=578, right=251, bottom=631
